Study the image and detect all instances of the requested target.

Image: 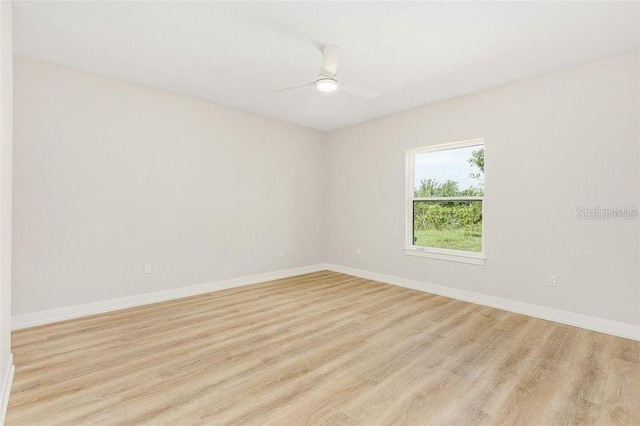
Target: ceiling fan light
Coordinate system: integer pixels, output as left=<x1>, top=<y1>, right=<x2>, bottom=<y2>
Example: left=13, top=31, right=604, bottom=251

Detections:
left=316, top=77, right=338, bottom=93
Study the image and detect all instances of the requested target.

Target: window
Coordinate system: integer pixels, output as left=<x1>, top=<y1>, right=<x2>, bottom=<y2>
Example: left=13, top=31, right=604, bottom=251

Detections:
left=405, top=139, right=485, bottom=265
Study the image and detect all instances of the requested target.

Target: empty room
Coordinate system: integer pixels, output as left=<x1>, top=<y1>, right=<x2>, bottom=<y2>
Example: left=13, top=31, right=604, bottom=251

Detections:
left=0, top=1, right=638, bottom=425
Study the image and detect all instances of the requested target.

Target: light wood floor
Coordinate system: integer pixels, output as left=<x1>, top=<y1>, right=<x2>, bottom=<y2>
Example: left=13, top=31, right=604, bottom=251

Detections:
left=7, top=271, right=640, bottom=425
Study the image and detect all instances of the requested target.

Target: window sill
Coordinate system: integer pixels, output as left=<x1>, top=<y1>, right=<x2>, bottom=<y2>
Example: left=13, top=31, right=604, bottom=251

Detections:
left=403, top=247, right=486, bottom=266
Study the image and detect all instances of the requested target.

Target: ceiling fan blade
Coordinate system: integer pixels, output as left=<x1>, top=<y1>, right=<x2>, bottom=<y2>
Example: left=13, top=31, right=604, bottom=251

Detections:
left=275, top=82, right=316, bottom=92
left=340, top=84, right=380, bottom=99
left=321, top=44, right=340, bottom=77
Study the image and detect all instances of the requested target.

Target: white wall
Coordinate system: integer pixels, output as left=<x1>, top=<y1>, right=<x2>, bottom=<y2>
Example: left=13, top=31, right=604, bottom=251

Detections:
left=326, top=50, right=639, bottom=327
left=0, top=0, right=14, bottom=416
left=12, top=56, right=326, bottom=315
left=12, top=50, right=640, bottom=332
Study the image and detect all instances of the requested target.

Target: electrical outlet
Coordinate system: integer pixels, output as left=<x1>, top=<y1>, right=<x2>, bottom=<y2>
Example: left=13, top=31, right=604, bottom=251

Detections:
left=356, top=248, right=362, bottom=256
left=279, top=249, right=284, bottom=257
left=547, top=275, right=557, bottom=287
left=143, top=264, right=152, bottom=274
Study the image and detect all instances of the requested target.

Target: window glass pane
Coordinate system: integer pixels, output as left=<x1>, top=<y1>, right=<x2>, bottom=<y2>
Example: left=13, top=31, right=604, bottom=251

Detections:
left=414, top=145, right=484, bottom=197
left=413, top=200, right=482, bottom=252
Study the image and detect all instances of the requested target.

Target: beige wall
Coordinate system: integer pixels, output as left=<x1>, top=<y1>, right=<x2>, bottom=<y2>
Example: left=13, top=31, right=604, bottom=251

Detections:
left=13, top=56, right=326, bottom=315
left=0, top=0, right=13, bottom=398
left=326, top=50, right=640, bottom=326
left=12, top=50, right=640, bottom=331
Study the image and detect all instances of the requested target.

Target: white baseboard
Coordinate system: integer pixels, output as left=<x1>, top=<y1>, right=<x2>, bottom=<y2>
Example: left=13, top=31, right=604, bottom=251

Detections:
left=324, top=264, right=639, bottom=341
left=12, top=262, right=639, bottom=341
left=12, top=264, right=327, bottom=330
left=0, top=353, right=14, bottom=426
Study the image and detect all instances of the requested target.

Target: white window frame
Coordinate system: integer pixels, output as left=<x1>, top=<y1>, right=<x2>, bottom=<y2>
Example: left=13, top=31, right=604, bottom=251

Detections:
left=404, top=138, right=486, bottom=266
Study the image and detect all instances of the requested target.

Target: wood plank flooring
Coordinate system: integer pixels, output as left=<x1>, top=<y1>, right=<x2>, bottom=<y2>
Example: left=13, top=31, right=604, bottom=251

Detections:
left=7, top=271, right=640, bottom=425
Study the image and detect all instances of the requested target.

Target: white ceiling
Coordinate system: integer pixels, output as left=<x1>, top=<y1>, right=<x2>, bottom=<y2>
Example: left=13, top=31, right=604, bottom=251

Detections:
left=14, top=1, right=640, bottom=131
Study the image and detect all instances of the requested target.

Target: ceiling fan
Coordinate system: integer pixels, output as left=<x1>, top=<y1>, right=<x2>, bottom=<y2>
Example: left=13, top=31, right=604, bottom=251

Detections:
left=276, top=45, right=379, bottom=99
